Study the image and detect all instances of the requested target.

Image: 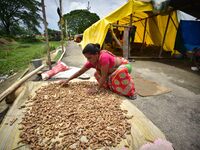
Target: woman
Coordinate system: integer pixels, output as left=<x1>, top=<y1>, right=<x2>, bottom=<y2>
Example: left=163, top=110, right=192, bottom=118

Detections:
left=60, top=43, right=136, bottom=99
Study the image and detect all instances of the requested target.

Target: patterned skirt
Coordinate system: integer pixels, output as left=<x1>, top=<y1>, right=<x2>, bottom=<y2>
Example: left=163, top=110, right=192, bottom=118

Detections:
left=94, top=63, right=135, bottom=97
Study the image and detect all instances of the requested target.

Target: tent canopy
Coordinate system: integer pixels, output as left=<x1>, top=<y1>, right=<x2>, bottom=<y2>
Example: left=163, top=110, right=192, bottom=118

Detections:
left=81, top=0, right=179, bottom=54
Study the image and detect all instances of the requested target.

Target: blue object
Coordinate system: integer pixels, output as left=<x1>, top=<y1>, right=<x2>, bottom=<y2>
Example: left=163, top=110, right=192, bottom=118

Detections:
left=174, top=20, right=200, bottom=54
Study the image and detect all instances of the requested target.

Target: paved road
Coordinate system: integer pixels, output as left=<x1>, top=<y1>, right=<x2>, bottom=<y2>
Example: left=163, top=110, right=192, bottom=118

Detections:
left=63, top=41, right=200, bottom=150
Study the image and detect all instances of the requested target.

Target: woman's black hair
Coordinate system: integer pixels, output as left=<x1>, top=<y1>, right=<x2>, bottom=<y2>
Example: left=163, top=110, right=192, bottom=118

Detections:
left=82, top=43, right=100, bottom=55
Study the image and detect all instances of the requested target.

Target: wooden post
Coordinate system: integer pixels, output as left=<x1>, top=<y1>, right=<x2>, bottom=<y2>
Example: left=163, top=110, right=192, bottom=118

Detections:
left=127, top=14, right=134, bottom=59
left=140, top=18, right=147, bottom=53
left=169, top=12, right=178, bottom=56
left=41, top=0, right=51, bottom=69
left=112, top=24, right=132, bottom=28
left=159, top=13, right=171, bottom=58
left=110, top=25, right=123, bottom=49
left=123, top=27, right=129, bottom=59
left=169, top=13, right=178, bottom=30
left=59, top=0, right=64, bottom=53
left=130, top=14, right=133, bottom=26
left=65, top=19, right=68, bottom=40
left=116, top=21, right=119, bottom=30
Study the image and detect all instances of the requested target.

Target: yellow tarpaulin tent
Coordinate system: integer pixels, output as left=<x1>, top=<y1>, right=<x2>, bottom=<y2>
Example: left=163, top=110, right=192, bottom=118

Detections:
left=81, top=0, right=179, bottom=54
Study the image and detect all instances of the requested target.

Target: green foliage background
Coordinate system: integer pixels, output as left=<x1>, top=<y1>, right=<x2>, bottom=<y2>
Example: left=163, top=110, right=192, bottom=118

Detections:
left=63, top=9, right=100, bottom=35
left=0, top=0, right=41, bottom=36
left=0, top=39, right=60, bottom=75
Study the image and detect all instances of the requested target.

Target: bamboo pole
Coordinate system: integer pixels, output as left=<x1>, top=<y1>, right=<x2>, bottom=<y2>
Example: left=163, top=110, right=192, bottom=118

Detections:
left=41, top=0, right=52, bottom=70
left=123, top=27, right=129, bottom=59
left=110, top=25, right=123, bottom=49
left=113, top=15, right=158, bottom=27
left=140, top=18, right=147, bottom=53
left=128, top=14, right=133, bottom=58
left=58, top=46, right=66, bottom=62
left=169, top=14, right=178, bottom=30
left=0, top=65, right=45, bottom=102
left=116, top=21, right=119, bottom=30
left=112, top=24, right=131, bottom=28
left=18, top=68, right=30, bottom=79
left=159, top=13, right=171, bottom=58
left=130, top=14, right=133, bottom=26
left=59, top=0, right=64, bottom=53
left=169, top=13, right=178, bottom=56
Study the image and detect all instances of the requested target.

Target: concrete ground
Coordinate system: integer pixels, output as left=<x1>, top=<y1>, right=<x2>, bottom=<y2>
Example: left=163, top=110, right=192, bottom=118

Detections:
left=63, top=41, right=200, bottom=150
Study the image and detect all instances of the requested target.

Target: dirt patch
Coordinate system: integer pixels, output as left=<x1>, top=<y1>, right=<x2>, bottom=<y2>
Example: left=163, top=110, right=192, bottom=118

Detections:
left=0, top=38, right=16, bottom=45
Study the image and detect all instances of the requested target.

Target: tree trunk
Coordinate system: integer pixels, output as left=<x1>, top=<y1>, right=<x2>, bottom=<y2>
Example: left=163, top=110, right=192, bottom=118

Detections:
left=6, top=24, right=11, bottom=35
left=2, top=20, right=11, bottom=35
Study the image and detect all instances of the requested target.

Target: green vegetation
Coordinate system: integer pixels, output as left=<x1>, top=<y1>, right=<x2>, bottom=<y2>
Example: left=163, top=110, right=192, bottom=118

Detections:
left=0, top=40, right=61, bottom=75
left=0, top=0, right=41, bottom=36
left=48, top=28, right=61, bottom=41
left=63, top=9, right=100, bottom=35
left=53, top=50, right=62, bottom=62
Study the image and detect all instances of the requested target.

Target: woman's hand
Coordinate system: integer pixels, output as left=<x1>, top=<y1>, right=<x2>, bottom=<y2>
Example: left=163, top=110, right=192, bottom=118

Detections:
left=87, top=87, right=98, bottom=94
left=59, top=79, right=69, bottom=87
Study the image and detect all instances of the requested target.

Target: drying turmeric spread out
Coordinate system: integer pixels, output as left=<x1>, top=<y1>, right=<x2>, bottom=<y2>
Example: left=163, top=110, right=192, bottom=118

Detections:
left=19, top=82, right=131, bottom=149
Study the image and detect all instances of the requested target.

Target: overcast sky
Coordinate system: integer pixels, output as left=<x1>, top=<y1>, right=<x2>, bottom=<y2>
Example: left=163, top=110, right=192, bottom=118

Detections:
left=41, top=0, right=127, bottom=31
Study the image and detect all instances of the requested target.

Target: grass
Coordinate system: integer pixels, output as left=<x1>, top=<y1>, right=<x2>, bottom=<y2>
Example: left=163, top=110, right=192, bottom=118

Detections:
left=0, top=41, right=61, bottom=75
left=53, top=49, right=62, bottom=62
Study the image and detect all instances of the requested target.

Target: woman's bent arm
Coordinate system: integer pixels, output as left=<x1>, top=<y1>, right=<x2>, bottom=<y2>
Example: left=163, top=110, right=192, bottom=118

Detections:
left=97, top=64, right=109, bottom=90
left=60, top=66, right=89, bottom=85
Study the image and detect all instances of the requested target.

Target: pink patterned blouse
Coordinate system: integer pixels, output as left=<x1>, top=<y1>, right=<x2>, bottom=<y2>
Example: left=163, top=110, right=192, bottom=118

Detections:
left=84, top=50, right=116, bottom=73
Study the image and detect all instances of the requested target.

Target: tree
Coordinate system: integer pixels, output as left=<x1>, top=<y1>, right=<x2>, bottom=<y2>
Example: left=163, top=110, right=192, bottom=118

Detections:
left=0, top=0, right=42, bottom=36
left=63, top=9, right=100, bottom=35
left=47, top=28, right=61, bottom=41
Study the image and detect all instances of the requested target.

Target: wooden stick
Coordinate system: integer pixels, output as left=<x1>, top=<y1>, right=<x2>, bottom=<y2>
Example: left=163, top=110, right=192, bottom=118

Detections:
left=18, top=68, right=30, bottom=80
left=12, top=144, right=26, bottom=150
left=0, top=64, right=45, bottom=102
left=110, top=25, right=123, bottom=49
left=41, top=0, right=52, bottom=70
left=112, top=24, right=131, bottom=28
left=128, top=14, right=133, bottom=58
left=10, top=118, right=18, bottom=126
left=159, top=13, right=171, bottom=58
left=59, top=0, right=64, bottom=53
left=123, top=28, right=129, bottom=59
left=58, top=46, right=66, bottom=62
left=140, top=18, right=147, bottom=53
